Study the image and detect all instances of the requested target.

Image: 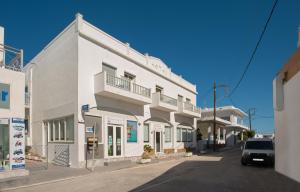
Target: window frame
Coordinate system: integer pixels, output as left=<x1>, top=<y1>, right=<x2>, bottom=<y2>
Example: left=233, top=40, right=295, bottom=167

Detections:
left=46, top=115, right=74, bottom=143
left=164, top=126, right=172, bottom=143
left=143, top=124, right=149, bottom=143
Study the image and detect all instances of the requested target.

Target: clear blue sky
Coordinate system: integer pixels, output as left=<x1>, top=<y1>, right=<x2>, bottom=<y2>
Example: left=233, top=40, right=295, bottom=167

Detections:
left=1, top=0, right=299, bottom=134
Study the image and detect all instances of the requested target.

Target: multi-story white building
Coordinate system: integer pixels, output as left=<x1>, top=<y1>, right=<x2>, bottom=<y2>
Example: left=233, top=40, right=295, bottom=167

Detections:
left=273, top=28, right=300, bottom=183
left=0, top=26, right=27, bottom=178
left=198, top=106, right=249, bottom=148
left=24, top=14, right=201, bottom=168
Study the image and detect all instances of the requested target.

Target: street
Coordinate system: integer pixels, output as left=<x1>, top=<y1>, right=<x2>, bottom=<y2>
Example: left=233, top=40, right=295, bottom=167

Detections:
left=2, top=148, right=300, bottom=192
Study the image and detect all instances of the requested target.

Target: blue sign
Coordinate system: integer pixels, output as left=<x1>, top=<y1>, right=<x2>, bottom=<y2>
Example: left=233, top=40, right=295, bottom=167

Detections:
left=81, top=104, right=89, bottom=113
left=0, top=83, right=10, bottom=109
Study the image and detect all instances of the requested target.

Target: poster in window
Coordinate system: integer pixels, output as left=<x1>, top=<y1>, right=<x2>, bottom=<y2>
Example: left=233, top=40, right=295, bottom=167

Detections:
left=10, top=118, right=25, bottom=170
left=127, top=120, right=137, bottom=142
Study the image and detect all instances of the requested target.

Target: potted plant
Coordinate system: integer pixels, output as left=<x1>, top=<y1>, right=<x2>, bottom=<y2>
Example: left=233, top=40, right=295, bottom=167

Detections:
left=140, top=145, right=154, bottom=164
left=185, top=147, right=193, bottom=157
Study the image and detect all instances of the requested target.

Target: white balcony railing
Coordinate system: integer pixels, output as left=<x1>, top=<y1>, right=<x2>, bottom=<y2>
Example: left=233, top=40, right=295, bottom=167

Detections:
left=183, top=102, right=201, bottom=114
left=160, top=94, right=177, bottom=106
left=105, top=73, right=151, bottom=98
left=25, top=92, right=30, bottom=106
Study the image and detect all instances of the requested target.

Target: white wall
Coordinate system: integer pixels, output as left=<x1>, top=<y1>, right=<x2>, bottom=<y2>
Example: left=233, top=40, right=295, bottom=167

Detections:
left=25, top=23, right=79, bottom=167
left=0, top=68, right=25, bottom=119
left=274, top=71, right=300, bottom=183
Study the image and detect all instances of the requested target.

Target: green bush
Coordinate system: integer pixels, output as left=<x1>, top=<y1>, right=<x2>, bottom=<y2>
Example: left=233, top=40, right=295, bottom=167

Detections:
left=144, top=144, right=153, bottom=153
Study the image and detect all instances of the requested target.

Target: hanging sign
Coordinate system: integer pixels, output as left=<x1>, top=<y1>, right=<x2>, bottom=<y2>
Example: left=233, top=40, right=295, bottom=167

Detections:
left=10, top=118, right=25, bottom=170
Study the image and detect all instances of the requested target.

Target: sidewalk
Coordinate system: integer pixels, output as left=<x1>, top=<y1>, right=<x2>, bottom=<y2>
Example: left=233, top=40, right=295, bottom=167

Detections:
left=0, top=155, right=186, bottom=191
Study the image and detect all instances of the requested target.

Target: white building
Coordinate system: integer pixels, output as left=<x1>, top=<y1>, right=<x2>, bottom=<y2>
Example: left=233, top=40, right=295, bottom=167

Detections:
left=198, top=106, right=249, bottom=148
left=25, top=14, right=201, bottom=168
left=273, top=28, right=300, bottom=183
left=0, top=26, right=27, bottom=178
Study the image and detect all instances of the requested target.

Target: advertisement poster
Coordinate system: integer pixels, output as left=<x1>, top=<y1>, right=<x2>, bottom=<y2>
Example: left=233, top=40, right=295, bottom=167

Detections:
left=10, top=118, right=25, bottom=170
left=127, top=120, right=137, bottom=142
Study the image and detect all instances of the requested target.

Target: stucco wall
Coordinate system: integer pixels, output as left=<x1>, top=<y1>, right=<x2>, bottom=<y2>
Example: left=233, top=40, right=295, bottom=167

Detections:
left=274, top=71, right=300, bottom=183
left=25, top=23, right=79, bottom=167
left=0, top=68, right=25, bottom=119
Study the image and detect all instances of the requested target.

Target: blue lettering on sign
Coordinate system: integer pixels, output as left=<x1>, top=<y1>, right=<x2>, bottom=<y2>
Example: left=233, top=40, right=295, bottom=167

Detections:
left=1, top=91, right=8, bottom=101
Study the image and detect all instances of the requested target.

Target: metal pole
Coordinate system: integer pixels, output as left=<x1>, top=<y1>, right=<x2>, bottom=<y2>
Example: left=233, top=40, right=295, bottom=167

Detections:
left=91, top=122, right=96, bottom=171
left=248, top=110, right=252, bottom=131
left=213, top=81, right=216, bottom=152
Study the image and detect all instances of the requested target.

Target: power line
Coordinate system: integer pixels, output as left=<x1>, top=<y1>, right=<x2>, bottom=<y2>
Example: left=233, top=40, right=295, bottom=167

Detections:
left=229, top=0, right=279, bottom=97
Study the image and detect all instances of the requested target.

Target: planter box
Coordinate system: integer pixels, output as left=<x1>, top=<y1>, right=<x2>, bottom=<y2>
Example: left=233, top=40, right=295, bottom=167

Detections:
left=185, top=152, right=193, bottom=157
left=139, top=159, right=151, bottom=164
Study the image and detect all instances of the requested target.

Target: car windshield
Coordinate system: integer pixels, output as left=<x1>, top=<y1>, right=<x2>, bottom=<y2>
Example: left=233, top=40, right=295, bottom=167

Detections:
left=245, top=141, right=274, bottom=150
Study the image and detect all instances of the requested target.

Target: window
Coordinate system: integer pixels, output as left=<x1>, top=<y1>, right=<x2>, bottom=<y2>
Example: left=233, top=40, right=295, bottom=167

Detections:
left=124, top=72, right=136, bottom=81
left=46, top=115, right=74, bottom=142
left=155, top=85, right=163, bottom=93
left=143, top=124, right=149, bottom=142
left=102, top=63, right=116, bottom=75
left=178, top=95, right=183, bottom=102
left=182, top=129, right=187, bottom=142
left=187, top=130, right=192, bottom=142
left=177, top=128, right=181, bottom=142
left=165, top=127, right=171, bottom=143
left=186, top=98, right=191, bottom=103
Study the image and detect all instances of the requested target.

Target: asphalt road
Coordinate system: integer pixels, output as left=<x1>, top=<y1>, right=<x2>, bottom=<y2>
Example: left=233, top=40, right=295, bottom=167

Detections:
left=4, top=148, right=300, bottom=192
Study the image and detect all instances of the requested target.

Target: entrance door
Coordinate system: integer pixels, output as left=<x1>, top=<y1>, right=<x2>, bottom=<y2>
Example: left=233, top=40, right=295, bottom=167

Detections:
left=107, top=125, right=122, bottom=157
left=0, top=124, right=9, bottom=170
left=155, top=132, right=161, bottom=153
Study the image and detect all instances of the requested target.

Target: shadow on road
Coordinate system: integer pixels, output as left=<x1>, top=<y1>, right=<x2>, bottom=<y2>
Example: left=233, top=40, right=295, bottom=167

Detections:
left=130, top=149, right=300, bottom=192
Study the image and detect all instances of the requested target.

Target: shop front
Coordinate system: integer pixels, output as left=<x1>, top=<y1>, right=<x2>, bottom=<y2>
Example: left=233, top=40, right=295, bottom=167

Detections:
left=0, top=118, right=28, bottom=179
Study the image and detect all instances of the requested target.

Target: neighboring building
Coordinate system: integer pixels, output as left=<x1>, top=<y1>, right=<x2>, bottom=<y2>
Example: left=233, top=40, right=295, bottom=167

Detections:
left=197, top=106, right=249, bottom=148
left=273, top=28, right=300, bottom=183
left=24, top=14, right=201, bottom=168
left=0, top=26, right=27, bottom=178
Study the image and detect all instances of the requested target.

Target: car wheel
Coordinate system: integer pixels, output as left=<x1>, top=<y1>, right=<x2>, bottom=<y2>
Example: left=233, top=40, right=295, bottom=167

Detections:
left=241, top=158, right=247, bottom=166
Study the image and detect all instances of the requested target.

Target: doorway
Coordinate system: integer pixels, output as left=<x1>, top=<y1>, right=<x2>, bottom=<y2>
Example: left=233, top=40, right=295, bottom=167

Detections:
left=155, top=132, right=161, bottom=153
left=0, top=124, right=9, bottom=170
left=107, top=125, right=123, bottom=157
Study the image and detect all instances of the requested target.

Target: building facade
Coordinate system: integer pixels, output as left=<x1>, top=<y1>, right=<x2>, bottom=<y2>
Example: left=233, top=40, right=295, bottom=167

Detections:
left=0, top=26, right=27, bottom=178
left=197, top=106, right=249, bottom=149
left=273, top=28, right=300, bottom=183
left=25, top=14, right=201, bottom=168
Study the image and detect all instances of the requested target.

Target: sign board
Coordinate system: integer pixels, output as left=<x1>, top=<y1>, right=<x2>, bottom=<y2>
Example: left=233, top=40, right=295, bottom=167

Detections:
left=107, top=117, right=123, bottom=125
left=81, top=104, right=89, bottom=113
left=10, top=118, right=25, bottom=170
left=0, top=83, right=10, bottom=109
left=86, top=126, right=94, bottom=133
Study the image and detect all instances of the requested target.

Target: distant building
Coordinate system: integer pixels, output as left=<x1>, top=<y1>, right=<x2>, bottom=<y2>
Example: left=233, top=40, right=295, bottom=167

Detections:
left=273, top=28, right=300, bottom=183
left=197, top=106, right=249, bottom=149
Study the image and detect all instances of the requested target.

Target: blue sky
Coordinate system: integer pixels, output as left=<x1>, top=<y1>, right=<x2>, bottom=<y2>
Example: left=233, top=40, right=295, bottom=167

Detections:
left=1, top=0, right=299, bottom=133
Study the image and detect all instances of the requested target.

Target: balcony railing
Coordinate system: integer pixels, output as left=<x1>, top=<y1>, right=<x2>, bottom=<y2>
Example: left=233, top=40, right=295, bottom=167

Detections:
left=160, top=94, right=177, bottom=106
left=184, top=102, right=201, bottom=114
left=25, top=92, right=30, bottom=106
left=0, top=43, right=23, bottom=72
left=105, top=73, right=151, bottom=98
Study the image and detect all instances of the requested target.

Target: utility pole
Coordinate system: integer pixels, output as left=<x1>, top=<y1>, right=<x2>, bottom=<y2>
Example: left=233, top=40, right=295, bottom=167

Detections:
left=247, top=108, right=255, bottom=131
left=248, top=110, right=252, bottom=131
left=213, top=81, right=216, bottom=152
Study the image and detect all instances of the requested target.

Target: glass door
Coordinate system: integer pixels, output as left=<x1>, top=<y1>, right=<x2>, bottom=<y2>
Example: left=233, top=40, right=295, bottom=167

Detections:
left=107, top=125, right=122, bottom=157
left=0, top=124, right=10, bottom=171
left=156, top=132, right=161, bottom=153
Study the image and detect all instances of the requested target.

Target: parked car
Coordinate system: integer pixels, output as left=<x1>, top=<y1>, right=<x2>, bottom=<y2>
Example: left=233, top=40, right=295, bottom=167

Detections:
left=13, top=149, right=23, bottom=155
left=241, top=138, right=274, bottom=167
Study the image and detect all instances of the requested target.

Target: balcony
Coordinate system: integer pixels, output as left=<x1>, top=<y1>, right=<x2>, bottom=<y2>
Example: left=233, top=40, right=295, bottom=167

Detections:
left=178, top=101, right=201, bottom=118
left=0, top=43, right=23, bottom=72
left=151, top=92, right=178, bottom=112
left=25, top=92, right=30, bottom=108
left=94, top=71, right=152, bottom=105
